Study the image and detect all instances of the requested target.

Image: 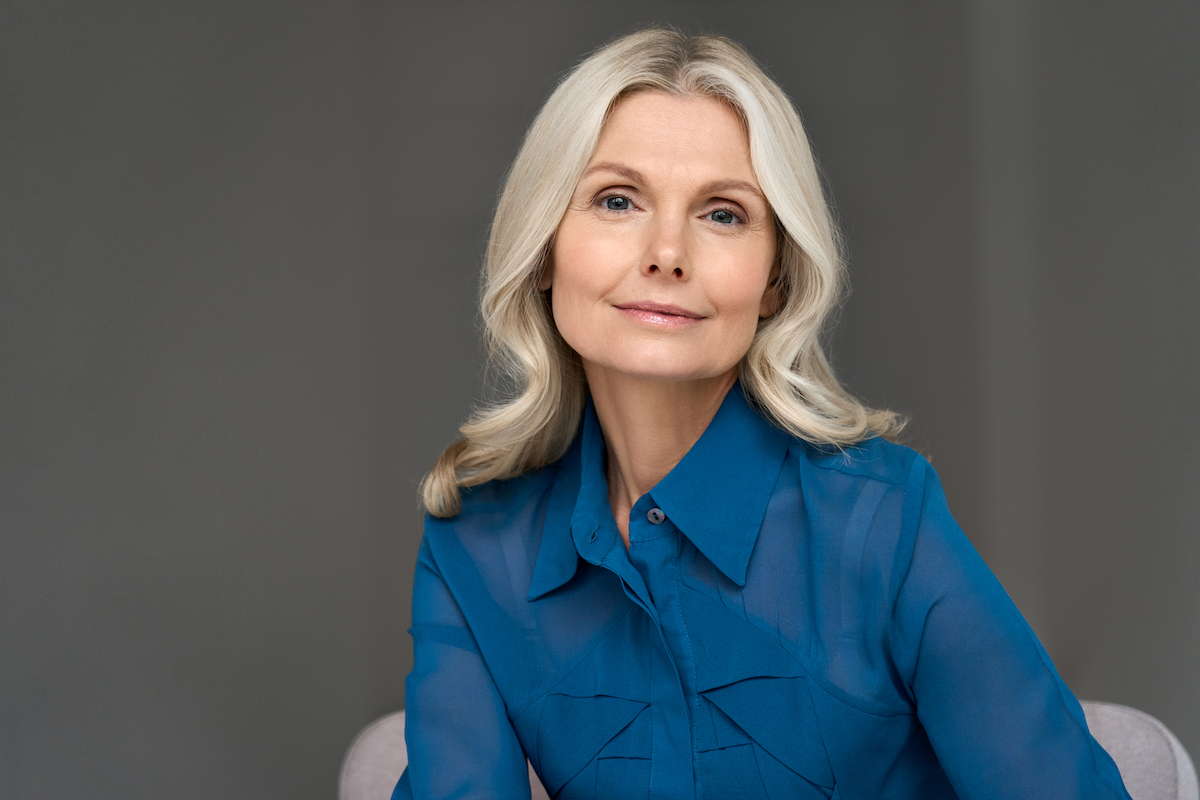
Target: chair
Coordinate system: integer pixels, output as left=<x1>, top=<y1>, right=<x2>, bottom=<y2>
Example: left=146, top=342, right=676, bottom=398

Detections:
left=1082, top=701, right=1198, bottom=800
left=340, top=702, right=1197, bottom=800
left=338, top=710, right=550, bottom=800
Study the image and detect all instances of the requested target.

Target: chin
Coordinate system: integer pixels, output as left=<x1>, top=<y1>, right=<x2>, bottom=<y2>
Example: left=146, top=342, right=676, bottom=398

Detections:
left=586, top=355, right=740, bottom=387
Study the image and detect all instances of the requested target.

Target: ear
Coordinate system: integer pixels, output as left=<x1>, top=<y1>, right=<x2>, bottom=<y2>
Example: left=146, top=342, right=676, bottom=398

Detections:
left=759, top=259, right=783, bottom=319
left=537, top=249, right=554, bottom=291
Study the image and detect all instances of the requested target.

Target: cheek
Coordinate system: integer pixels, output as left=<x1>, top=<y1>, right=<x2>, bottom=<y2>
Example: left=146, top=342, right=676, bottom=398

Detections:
left=549, top=280, right=606, bottom=365
left=550, top=227, right=619, bottom=308
left=548, top=237, right=602, bottom=345
left=712, top=261, right=775, bottom=322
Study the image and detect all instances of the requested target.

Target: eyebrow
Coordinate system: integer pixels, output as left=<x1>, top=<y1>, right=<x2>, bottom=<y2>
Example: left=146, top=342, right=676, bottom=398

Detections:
left=581, top=162, right=767, bottom=203
left=699, top=178, right=767, bottom=201
left=581, top=162, right=649, bottom=185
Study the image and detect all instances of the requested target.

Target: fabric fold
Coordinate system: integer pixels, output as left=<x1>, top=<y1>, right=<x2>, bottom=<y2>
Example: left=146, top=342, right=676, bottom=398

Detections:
left=510, top=609, right=653, bottom=796
left=684, top=583, right=803, bottom=691
left=683, top=585, right=835, bottom=790
left=703, top=676, right=834, bottom=790
left=536, top=694, right=649, bottom=795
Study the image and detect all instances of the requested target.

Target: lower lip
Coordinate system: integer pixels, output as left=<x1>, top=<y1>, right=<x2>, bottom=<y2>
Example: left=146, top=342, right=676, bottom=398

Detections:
left=616, top=307, right=703, bottom=327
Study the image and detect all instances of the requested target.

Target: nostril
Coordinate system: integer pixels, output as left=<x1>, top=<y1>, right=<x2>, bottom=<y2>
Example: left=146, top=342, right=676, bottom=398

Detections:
left=673, top=268, right=683, bottom=277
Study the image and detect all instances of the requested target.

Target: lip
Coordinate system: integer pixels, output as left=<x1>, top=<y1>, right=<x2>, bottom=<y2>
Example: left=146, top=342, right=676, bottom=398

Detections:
left=614, top=301, right=705, bottom=326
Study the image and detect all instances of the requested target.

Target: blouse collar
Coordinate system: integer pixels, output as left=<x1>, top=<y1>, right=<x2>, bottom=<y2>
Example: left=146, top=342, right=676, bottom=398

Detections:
left=528, top=382, right=792, bottom=600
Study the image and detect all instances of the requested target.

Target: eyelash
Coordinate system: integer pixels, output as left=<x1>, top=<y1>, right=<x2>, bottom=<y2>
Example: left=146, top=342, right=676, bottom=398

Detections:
left=596, top=192, right=634, bottom=212
left=706, top=206, right=744, bottom=225
left=594, top=192, right=746, bottom=225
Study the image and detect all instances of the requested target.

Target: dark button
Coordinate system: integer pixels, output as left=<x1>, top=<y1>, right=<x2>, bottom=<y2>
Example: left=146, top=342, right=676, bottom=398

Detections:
left=647, top=507, right=666, bottom=525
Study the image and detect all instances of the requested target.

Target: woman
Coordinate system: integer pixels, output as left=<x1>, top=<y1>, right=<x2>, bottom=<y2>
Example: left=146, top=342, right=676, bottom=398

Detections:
left=395, top=29, right=1131, bottom=799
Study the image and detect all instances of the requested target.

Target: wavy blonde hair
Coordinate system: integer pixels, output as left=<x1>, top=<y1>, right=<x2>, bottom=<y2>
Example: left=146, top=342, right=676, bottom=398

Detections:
left=422, top=28, right=902, bottom=517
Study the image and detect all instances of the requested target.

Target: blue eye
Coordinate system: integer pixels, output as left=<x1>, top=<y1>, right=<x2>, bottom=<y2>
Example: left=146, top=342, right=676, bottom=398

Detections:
left=603, top=195, right=631, bottom=211
left=709, top=209, right=738, bottom=224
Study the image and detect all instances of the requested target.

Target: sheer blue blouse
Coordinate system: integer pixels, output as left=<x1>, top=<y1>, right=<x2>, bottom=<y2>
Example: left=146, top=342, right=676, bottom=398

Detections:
left=394, top=385, right=1130, bottom=799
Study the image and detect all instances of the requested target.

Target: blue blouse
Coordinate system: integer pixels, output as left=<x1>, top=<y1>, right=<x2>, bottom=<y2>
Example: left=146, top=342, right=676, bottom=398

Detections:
left=394, top=385, right=1130, bottom=799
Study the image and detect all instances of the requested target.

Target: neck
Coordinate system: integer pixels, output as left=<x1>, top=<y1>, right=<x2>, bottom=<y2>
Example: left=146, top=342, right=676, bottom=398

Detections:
left=586, top=368, right=737, bottom=545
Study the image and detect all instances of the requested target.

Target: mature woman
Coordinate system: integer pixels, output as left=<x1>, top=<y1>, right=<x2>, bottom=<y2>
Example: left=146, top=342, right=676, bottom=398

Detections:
left=395, top=29, right=1130, bottom=800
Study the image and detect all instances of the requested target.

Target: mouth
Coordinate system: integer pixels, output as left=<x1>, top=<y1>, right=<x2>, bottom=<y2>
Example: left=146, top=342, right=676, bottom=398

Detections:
left=614, top=301, right=704, bottom=325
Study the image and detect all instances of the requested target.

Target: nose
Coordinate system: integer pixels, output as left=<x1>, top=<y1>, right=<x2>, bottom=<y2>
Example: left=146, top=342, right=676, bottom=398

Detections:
left=642, top=213, right=689, bottom=279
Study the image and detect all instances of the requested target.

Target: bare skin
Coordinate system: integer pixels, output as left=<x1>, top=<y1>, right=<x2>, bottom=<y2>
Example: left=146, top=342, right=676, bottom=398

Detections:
left=546, top=91, right=780, bottom=544
left=588, top=371, right=737, bottom=543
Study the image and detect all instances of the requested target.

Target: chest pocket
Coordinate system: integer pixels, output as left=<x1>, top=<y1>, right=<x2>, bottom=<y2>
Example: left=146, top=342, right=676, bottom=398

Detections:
left=511, top=610, right=652, bottom=799
left=685, top=586, right=836, bottom=799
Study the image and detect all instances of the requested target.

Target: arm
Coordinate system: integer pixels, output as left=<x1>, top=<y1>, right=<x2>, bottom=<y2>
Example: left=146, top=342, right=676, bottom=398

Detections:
left=392, top=534, right=531, bottom=800
left=891, top=459, right=1130, bottom=800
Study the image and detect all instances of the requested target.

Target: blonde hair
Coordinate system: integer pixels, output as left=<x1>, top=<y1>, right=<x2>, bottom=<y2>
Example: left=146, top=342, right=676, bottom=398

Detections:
left=422, top=28, right=902, bottom=517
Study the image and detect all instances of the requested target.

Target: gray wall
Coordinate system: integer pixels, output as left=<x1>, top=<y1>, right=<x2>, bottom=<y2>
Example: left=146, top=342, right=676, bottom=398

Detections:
left=2, top=2, right=1196, bottom=798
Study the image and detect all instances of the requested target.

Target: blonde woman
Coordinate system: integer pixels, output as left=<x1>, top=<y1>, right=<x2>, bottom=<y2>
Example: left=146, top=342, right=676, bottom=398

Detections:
left=396, top=29, right=1130, bottom=800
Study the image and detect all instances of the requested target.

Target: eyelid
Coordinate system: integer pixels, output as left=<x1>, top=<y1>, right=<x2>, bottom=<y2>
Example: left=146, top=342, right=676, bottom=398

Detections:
left=706, top=200, right=747, bottom=224
left=594, top=188, right=639, bottom=210
left=587, top=187, right=754, bottom=222
left=594, top=185, right=639, bottom=199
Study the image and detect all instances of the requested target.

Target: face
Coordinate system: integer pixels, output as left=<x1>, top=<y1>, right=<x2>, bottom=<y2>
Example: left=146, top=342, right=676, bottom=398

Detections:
left=546, top=91, right=779, bottom=391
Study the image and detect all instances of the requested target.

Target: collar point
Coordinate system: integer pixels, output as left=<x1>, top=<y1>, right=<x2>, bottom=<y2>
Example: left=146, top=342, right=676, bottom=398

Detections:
left=527, top=567, right=577, bottom=602
left=527, top=551, right=580, bottom=602
left=706, top=550, right=752, bottom=588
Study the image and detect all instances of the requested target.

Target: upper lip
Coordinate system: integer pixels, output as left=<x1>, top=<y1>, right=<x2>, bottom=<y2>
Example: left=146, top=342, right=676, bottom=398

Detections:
left=614, top=301, right=704, bottom=319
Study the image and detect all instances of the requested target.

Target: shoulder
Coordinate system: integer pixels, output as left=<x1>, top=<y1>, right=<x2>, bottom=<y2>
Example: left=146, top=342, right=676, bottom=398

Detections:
left=455, top=464, right=560, bottom=519
left=788, top=436, right=978, bottom=613
left=778, top=435, right=954, bottom=605
left=754, top=436, right=964, bottom=708
left=801, top=436, right=954, bottom=544
left=774, top=434, right=943, bottom=557
left=422, top=464, right=560, bottom=557
left=791, top=434, right=928, bottom=488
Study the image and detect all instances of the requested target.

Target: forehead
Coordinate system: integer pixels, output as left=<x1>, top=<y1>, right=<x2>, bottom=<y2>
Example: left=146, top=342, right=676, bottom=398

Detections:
left=590, top=91, right=756, bottom=181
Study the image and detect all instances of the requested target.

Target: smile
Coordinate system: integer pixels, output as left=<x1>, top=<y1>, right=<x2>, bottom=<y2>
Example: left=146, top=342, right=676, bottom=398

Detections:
left=614, top=302, right=704, bottom=326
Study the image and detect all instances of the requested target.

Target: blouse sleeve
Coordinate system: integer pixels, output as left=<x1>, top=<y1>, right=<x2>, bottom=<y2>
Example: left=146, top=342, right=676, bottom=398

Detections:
left=391, top=534, right=532, bottom=800
left=890, top=458, right=1131, bottom=800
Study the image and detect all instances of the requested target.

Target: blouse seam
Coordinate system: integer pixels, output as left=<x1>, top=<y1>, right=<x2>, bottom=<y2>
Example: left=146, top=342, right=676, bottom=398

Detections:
left=671, top=535, right=704, bottom=800
left=888, top=456, right=933, bottom=705
left=792, top=441, right=912, bottom=487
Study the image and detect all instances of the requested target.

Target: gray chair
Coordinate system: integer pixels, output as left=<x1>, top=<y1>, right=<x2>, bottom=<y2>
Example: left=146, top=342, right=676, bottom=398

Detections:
left=1083, top=701, right=1198, bottom=800
left=340, top=702, right=1197, bottom=800
left=338, top=710, right=550, bottom=800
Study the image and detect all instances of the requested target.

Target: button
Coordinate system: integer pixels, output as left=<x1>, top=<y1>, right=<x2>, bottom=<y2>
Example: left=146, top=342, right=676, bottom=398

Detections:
left=647, top=507, right=666, bottom=525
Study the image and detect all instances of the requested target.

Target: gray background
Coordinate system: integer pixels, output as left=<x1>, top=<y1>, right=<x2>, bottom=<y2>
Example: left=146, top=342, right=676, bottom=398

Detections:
left=2, top=1, right=1197, bottom=798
